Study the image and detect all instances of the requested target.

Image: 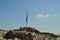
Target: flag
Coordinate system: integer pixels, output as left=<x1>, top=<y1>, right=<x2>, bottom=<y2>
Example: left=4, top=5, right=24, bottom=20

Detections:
left=26, top=13, right=28, bottom=27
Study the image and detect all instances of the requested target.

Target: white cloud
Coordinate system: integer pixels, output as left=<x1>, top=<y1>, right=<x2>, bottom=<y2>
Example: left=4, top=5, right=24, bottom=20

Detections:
left=36, top=14, right=50, bottom=18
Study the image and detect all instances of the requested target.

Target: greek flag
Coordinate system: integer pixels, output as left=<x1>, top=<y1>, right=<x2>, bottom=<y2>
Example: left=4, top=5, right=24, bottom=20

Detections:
left=26, top=13, right=28, bottom=27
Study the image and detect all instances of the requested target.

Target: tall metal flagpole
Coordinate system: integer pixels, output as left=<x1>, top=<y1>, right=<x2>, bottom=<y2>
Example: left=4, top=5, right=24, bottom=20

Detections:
left=26, top=13, right=28, bottom=27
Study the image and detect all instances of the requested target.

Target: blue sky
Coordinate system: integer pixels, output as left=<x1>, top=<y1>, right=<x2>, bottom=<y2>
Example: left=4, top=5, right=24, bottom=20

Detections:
left=0, top=0, right=60, bottom=34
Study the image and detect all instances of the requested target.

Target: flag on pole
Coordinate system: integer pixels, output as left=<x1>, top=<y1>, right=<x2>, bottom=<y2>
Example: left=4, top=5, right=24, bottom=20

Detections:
left=26, top=13, right=28, bottom=27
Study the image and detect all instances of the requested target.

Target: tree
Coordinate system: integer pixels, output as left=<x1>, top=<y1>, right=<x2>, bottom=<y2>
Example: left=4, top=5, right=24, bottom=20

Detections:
left=4, top=31, right=15, bottom=40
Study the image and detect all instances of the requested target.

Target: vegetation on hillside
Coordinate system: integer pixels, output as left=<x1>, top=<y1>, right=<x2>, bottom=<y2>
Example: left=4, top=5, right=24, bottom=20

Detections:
left=19, top=27, right=40, bottom=34
left=3, top=27, right=59, bottom=40
left=4, top=30, right=33, bottom=40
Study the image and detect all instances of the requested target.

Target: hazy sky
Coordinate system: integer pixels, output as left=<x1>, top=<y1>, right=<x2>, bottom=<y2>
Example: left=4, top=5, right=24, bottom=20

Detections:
left=0, top=0, right=60, bottom=34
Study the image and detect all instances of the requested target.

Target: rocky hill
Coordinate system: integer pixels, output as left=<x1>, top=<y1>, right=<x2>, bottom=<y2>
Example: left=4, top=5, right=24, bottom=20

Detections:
left=3, top=27, right=59, bottom=40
